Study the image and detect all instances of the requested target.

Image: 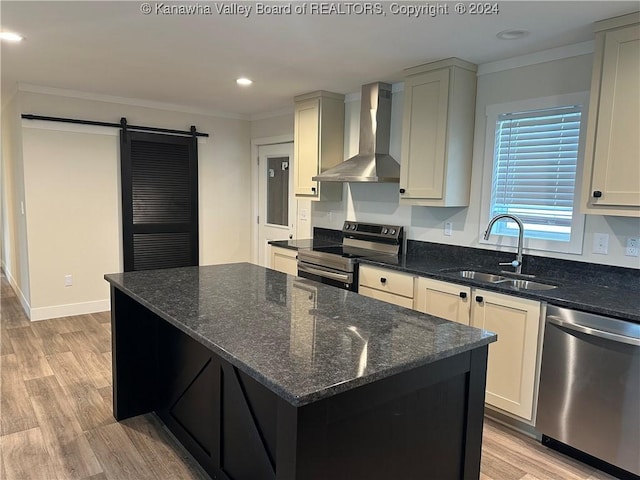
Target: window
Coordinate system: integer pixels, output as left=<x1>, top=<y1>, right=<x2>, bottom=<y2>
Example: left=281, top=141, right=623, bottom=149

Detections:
left=481, top=93, right=588, bottom=254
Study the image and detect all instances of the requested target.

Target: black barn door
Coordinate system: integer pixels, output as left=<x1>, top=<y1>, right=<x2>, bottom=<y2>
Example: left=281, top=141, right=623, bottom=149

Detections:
left=120, top=131, right=198, bottom=272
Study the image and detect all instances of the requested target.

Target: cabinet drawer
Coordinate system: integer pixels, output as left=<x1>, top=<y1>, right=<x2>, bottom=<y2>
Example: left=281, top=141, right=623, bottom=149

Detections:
left=358, top=265, right=415, bottom=298
left=359, top=286, right=414, bottom=309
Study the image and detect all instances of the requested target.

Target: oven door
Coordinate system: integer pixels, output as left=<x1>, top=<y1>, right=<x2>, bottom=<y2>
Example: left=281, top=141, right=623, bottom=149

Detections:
left=297, top=261, right=356, bottom=291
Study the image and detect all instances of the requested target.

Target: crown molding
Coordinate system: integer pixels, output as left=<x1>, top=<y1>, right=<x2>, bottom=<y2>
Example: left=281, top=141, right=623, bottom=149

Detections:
left=477, top=40, right=595, bottom=76
left=17, top=83, right=250, bottom=120
left=250, top=107, right=294, bottom=121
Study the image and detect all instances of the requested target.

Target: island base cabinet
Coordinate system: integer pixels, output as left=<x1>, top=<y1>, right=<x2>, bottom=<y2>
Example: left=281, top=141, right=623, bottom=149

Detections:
left=279, top=348, right=488, bottom=480
left=111, top=286, right=490, bottom=480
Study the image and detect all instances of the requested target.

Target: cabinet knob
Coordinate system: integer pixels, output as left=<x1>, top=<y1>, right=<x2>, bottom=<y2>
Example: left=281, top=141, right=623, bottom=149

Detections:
left=380, top=277, right=387, bottom=284
left=475, top=295, right=483, bottom=303
left=399, top=188, right=406, bottom=194
left=593, top=190, right=602, bottom=198
left=459, top=292, right=467, bottom=299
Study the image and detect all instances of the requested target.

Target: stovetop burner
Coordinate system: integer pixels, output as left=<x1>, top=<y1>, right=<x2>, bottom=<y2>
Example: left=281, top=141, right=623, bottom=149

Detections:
left=307, top=245, right=385, bottom=259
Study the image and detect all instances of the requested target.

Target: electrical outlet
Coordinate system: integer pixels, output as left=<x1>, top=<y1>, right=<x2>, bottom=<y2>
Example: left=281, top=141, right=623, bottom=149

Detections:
left=626, top=237, right=639, bottom=257
left=444, top=222, right=452, bottom=236
left=592, top=233, right=609, bottom=255
left=64, top=275, right=73, bottom=287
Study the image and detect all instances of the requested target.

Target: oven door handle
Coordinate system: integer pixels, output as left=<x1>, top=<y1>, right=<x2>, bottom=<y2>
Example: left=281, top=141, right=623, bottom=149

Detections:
left=298, top=263, right=352, bottom=284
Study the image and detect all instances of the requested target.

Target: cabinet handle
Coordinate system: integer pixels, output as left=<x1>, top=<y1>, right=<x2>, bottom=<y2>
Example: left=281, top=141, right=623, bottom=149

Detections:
left=459, top=292, right=467, bottom=299
left=380, top=277, right=387, bottom=284
left=311, top=187, right=316, bottom=193
left=399, top=188, right=406, bottom=194
left=475, top=295, right=483, bottom=303
left=593, top=190, right=602, bottom=198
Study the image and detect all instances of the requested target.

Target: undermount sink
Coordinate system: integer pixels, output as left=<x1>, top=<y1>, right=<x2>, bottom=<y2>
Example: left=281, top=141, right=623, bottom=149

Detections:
left=452, top=270, right=557, bottom=290
left=497, top=279, right=558, bottom=291
left=455, top=271, right=507, bottom=283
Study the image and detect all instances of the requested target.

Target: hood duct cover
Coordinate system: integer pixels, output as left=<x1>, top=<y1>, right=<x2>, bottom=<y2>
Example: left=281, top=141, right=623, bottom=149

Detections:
left=312, top=82, right=400, bottom=183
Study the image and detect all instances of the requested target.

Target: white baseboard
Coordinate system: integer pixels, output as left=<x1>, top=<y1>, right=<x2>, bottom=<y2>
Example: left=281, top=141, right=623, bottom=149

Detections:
left=30, top=299, right=110, bottom=322
left=3, top=268, right=32, bottom=320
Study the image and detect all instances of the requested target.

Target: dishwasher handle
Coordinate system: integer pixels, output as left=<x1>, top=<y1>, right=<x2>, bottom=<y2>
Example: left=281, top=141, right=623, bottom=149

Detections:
left=547, top=315, right=640, bottom=347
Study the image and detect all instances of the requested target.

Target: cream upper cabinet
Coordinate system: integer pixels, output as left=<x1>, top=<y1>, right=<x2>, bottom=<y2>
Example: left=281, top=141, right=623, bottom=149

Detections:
left=358, top=265, right=416, bottom=309
left=415, top=277, right=471, bottom=325
left=399, top=58, right=477, bottom=207
left=270, top=246, right=298, bottom=276
left=293, top=91, right=344, bottom=201
left=581, top=13, right=640, bottom=216
left=471, top=289, right=542, bottom=422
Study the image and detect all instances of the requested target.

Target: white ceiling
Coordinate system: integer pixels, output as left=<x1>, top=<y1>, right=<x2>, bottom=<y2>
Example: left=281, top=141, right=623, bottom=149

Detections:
left=1, top=1, right=638, bottom=118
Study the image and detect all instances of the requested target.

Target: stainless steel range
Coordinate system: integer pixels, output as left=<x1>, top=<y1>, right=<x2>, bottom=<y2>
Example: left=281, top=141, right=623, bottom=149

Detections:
left=297, top=222, right=404, bottom=291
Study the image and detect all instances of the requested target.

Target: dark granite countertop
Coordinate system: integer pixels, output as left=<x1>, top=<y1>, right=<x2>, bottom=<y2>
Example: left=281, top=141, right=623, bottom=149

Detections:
left=105, top=263, right=496, bottom=407
left=359, top=254, right=640, bottom=323
left=271, top=232, right=639, bottom=322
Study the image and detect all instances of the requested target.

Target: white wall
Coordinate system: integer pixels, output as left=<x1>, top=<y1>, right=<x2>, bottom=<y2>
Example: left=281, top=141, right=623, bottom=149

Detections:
left=312, top=53, right=640, bottom=269
left=21, top=124, right=121, bottom=319
left=1, top=92, right=31, bottom=312
left=4, top=88, right=252, bottom=320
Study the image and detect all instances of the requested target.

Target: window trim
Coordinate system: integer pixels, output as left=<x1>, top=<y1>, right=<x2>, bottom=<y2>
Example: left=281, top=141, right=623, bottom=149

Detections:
left=479, top=92, right=589, bottom=255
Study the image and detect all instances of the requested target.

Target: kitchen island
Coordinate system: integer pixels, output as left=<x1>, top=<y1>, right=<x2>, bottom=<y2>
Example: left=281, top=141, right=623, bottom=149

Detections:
left=105, top=263, right=496, bottom=480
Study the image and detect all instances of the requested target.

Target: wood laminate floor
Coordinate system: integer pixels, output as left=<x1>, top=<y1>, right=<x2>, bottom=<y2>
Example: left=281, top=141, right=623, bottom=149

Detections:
left=0, top=274, right=618, bottom=480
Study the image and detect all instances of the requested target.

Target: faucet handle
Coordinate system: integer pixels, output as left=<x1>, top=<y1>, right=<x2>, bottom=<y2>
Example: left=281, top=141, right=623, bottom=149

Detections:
left=499, top=260, right=521, bottom=267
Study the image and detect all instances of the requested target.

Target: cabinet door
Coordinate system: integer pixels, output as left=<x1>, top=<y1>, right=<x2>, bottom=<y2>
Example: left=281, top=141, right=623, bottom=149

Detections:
left=400, top=68, right=450, bottom=200
left=270, top=247, right=298, bottom=276
left=358, top=286, right=414, bottom=309
left=590, top=24, right=640, bottom=207
left=415, top=277, right=470, bottom=325
left=471, top=290, right=541, bottom=421
left=294, top=98, right=320, bottom=197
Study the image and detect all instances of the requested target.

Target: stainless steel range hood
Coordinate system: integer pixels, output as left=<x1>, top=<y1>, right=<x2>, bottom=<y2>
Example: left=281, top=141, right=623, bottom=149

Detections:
left=312, top=82, right=400, bottom=183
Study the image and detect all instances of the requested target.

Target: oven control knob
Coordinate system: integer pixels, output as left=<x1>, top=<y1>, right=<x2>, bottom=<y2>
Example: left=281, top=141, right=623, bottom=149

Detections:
left=390, top=228, right=396, bottom=235
left=382, top=228, right=388, bottom=234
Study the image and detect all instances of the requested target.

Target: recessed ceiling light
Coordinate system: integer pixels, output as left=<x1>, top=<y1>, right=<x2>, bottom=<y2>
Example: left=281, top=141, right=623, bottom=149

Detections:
left=0, top=31, right=25, bottom=43
left=496, top=29, right=530, bottom=40
left=236, top=77, right=253, bottom=86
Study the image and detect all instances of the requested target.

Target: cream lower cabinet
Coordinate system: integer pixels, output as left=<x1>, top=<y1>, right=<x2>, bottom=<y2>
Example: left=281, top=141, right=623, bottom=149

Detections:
left=358, top=265, right=416, bottom=309
left=270, top=247, right=298, bottom=276
left=415, top=277, right=471, bottom=325
left=581, top=14, right=640, bottom=216
left=471, top=289, right=541, bottom=422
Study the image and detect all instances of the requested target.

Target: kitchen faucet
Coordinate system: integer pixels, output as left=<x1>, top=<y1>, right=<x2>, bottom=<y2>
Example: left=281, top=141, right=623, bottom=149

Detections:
left=483, top=214, right=524, bottom=274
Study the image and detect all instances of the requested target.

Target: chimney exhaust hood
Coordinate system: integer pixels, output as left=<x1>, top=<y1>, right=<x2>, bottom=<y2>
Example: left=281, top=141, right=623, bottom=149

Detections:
left=312, top=82, right=400, bottom=183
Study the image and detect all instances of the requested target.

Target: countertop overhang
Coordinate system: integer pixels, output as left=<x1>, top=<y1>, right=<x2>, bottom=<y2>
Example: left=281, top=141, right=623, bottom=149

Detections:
left=105, top=263, right=496, bottom=406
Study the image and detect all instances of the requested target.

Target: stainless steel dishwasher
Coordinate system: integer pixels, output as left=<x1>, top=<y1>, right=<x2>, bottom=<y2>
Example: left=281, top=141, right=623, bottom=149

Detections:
left=537, top=305, right=640, bottom=479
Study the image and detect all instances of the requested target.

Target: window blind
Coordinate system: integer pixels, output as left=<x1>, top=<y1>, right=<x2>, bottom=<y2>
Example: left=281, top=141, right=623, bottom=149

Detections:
left=491, top=105, right=582, bottom=242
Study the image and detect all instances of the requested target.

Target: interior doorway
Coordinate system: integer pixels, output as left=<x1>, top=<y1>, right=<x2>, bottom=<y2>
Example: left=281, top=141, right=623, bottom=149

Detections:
left=257, top=142, right=295, bottom=267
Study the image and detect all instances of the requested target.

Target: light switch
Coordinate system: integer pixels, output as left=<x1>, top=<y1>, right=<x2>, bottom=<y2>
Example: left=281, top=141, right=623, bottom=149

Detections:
left=592, top=233, right=609, bottom=255
left=444, top=222, right=452, bottom=236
